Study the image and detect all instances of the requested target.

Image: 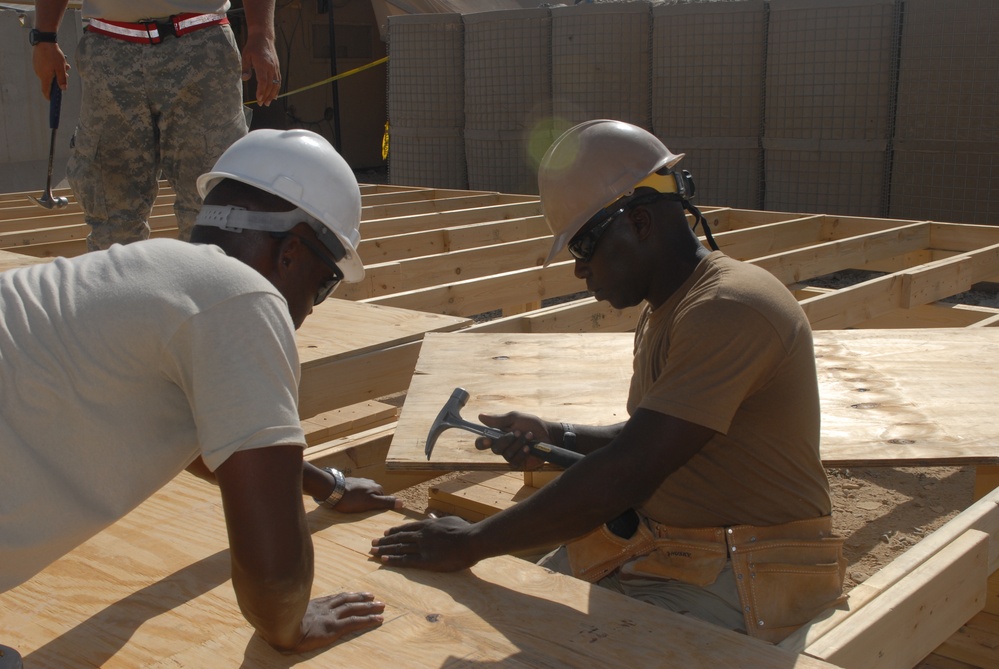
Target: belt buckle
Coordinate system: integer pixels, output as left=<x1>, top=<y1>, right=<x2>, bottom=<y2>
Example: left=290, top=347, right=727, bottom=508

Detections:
left=155, top=19, right=176, bottom=39
left=139, top=18, right=174, bottom=43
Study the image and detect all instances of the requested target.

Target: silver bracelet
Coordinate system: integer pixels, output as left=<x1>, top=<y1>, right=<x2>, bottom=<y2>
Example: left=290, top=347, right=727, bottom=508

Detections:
left=313, top=467, right=346, bottom=508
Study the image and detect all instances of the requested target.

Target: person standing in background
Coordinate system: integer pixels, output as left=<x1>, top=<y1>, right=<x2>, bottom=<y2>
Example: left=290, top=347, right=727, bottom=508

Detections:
left=30, top=0, right=281, bottom=250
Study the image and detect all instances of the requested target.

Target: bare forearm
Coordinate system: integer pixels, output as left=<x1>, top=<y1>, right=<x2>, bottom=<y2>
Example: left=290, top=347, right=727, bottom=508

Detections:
left=191, top=458, right=325, bottom=498
left=230, top=516, right=313, bottom=649
left=34, top=0, right=68, bottom=31
left=547, top=420, right=625, bottom=455
left=242, top=0, right=276, bottom=39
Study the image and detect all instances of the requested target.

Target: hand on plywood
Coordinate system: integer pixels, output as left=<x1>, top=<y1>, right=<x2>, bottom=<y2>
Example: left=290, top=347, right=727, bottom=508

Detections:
left=288, top=592, right=386, bottom=653
left=337, top=477, right=402, bottom=513
left=370, top=515, right=477, bottom=572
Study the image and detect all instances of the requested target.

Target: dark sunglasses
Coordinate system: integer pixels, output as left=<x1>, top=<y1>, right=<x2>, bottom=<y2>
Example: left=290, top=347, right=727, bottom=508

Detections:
left=567, top=207, right=626, bottom=262
left=273, top=231, right=344, bottom=305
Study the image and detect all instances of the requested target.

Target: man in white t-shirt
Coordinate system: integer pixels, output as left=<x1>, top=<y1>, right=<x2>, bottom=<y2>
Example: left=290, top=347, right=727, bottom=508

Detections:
left=0, top=129, right=396, bottom=654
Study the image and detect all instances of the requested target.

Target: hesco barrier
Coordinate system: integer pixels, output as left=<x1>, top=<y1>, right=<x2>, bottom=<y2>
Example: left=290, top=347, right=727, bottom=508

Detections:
left=386, top=0, right=999, bottom=226
left=386, top=12, right=466, bottom=189
left=463, top=8, right=552, bottom=195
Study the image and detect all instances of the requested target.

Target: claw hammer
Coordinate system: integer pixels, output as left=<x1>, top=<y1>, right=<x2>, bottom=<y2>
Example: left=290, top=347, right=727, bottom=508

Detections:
left=425, top=387, right=582, bottom=468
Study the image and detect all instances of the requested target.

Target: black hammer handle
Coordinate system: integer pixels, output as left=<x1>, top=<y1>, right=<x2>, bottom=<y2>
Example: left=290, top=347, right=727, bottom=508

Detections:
left=525, top=440, right=583, bottom=468
left=49, top=78, right=62, bottom=130
left=477, top=424, right=582, bottom=468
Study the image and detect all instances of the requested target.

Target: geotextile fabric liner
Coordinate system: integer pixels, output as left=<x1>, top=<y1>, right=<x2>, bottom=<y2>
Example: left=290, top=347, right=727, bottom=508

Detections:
left=387, top=13, right=466, bottom=188
left=652, top=0, right=767, bottom=210
left=465, top=130, right=540, bottom=196
left=463, top=8, right=552, bottom=132
left=383, top=0, right=999, bottom=225
left=889, top=0, right=999, bottom=224
left=764, top=0, right=896, bottom=216
left=389, top=125, right=468, bottom=190
left=550, top=1, right=652, bottom=130
left=463, top=8, right=553, bottom=194
left=387, top=13, right=464, bottom=128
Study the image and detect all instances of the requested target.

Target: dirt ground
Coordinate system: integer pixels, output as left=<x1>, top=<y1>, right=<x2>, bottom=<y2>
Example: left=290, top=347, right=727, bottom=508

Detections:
left=392, top=465, right=977, bottom=594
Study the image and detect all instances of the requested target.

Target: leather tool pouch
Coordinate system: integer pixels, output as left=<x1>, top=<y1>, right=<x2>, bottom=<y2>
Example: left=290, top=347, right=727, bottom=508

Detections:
left=565, top=521, right=656, bottom=583
left=727, top=516, right=847, bottom=643
left=618, top=524, right=729, bottom=587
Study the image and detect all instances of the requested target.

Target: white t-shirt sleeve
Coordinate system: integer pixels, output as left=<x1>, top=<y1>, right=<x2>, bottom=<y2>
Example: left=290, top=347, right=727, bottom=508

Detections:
left=161, top=291, right=306, bottom=471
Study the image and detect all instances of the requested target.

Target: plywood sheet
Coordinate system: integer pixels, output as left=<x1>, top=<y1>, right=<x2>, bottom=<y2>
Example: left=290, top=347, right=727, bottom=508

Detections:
left=392, top=332, right=633, bottom=470
left=297, top=299, right=468, bottom=367
left=0, top=473, right=837, bottom=668
left=0, top=248, right=47, bottom=271
left=389, top=329, right=999, bottom=470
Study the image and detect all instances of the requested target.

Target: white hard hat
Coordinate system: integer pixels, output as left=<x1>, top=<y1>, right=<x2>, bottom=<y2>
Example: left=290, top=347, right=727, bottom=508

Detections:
left=538, top=120, right=685, bottom=266
left=196, top=128, right=364, bottom=282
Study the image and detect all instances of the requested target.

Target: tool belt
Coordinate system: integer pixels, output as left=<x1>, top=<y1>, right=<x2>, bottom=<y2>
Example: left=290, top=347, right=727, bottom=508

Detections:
left=565, top=514, right=846, bottom=643
left=87, top=13, right=229, bottom=45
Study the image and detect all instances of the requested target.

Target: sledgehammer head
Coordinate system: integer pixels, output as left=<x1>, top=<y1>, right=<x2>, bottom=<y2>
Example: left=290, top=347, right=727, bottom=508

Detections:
left=425, top=387, right=471, bottom=460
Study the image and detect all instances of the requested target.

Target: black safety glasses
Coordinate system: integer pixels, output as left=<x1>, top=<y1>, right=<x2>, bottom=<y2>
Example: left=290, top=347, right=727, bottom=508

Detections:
left=273, top=231, right=344, bottom=305
left=567, top=207, right=626, bottom=262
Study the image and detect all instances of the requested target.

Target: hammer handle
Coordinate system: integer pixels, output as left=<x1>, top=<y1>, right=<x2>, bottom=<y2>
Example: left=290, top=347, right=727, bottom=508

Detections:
left=525, top=440, right=584, bottom=468
left=477, top=424, right=582, bottom=468
left=48, top=78, right=62, bottom=130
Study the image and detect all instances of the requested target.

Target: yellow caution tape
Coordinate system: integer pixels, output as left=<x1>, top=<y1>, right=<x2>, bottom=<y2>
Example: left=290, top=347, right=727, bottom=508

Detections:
left=381, top=121, right=390, bottom=161
left=246, top=56, right=389, bottom=107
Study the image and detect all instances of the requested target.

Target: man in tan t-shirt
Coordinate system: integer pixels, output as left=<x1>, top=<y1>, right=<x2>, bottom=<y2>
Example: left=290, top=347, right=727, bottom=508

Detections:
left=370, top=120, right=845, bottom=643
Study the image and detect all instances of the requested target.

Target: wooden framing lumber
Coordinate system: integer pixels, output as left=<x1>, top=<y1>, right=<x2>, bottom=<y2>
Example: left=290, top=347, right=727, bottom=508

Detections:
left=779, top=487, right=999, bottom=655
left=360, top=200, right=543, bottom=236
left=357, top=215, right=549, bottom=263
left=299, top=339, right=427, bottom=420
left=927, top=610, right=999, bottom=668
left=336, top=237, right=552, bottom=301
left=749, top=223, right=931, bottom=284
left=799, top=244, right=999, bottom=330
left=363, top=261, right=579, bottom=318
left=359, top=187, right=482, bottom=207
left=301, top=400, right=399, bottom=446
left=361, top=192, right=535, bottom=220
left=803, top=529, right=989, bottom=669
left=305, top=424, right=436, bottom=494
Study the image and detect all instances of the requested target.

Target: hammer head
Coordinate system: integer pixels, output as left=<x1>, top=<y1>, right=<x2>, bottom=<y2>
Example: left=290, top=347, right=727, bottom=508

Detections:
left=27, top=191, right=69, bottom=210
left=425, top=387, right=470, bottom=459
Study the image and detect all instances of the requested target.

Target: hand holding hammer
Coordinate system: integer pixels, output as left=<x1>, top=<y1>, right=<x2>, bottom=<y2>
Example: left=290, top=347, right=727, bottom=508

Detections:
left=425, top=388, right=582, bottom=469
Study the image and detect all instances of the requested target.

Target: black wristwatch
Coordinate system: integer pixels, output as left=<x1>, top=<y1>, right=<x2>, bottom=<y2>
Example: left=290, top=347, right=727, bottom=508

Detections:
left=29, top=29, right=59, bottom=45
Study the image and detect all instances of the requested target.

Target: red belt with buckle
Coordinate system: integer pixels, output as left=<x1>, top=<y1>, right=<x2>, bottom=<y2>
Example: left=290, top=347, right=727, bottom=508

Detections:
left=87, top=13, right=228, bottom=44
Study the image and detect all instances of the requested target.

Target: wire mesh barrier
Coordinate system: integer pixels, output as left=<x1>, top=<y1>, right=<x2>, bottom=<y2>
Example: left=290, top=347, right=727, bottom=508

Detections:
left=387, top=13, right=467, bottom=189
left=386, top=0, right=999, bottom=226
left=653, top=1, right=767, bottom=210
left=464, top=8, right=553, bottom=195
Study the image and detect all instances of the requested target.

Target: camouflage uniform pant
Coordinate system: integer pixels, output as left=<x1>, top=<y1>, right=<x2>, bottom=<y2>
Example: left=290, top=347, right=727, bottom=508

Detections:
left=68, top=24, right=248, bottom=251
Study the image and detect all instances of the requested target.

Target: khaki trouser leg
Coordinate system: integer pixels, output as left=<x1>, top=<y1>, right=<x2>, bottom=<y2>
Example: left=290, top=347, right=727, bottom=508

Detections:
left=538, top=545, right=747, bottom=633
left=69, top=32, right=159, bottom=250
left=151, top=26, right=247, bottom=241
